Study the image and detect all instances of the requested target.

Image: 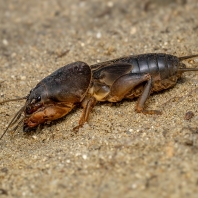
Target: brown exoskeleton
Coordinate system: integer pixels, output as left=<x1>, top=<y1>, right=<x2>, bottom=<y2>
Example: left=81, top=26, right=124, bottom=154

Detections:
left=0, top=53, right=198, bottom=139
left=0, top=61, right=92, bottom=138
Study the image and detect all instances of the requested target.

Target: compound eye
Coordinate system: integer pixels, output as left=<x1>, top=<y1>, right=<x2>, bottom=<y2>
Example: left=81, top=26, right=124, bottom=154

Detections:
left=36, top=96, right=41, bottom=102
left=30, top=96, right=41, bottom=104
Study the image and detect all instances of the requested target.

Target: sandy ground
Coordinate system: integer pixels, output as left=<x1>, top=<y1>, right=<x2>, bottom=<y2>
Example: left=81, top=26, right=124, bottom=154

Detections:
left=0, top=0, right=198, bottom=197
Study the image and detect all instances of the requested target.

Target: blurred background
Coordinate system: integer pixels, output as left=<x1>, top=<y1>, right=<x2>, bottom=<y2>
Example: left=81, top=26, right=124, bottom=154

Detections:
left=0, top=0, right=198, bottom=197
left=1, top=0, right=197, bottom=68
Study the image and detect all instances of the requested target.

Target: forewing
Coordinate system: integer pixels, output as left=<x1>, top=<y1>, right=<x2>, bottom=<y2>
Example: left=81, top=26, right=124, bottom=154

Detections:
left=92, top=63, right=133, bottom=86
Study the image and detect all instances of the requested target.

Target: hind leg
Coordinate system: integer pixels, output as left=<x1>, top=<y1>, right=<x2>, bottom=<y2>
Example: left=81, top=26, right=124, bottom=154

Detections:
left=135, top=78, right=161, bottom=115
left=107, top=73, right=151, bottom=102
left=107, top=72, right=161, bottom=115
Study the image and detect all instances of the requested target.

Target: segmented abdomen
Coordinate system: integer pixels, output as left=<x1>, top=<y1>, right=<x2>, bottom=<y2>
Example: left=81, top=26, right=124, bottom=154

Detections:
left=128, top=53, right=180, bottom=80
left=91, top=53, right=181, bottom=80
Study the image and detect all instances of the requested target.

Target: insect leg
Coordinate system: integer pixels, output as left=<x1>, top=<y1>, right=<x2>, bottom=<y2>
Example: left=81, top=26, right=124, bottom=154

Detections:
left=135, top=78, right=162, bottom=115
left=74, top=97, right=97, bottom=130
left=107, top=73, right=151, bottom=102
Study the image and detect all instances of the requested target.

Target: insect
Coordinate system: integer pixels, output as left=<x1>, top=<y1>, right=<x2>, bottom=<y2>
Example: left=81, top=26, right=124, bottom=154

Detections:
left=0, top=53, right=198, bottom=139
